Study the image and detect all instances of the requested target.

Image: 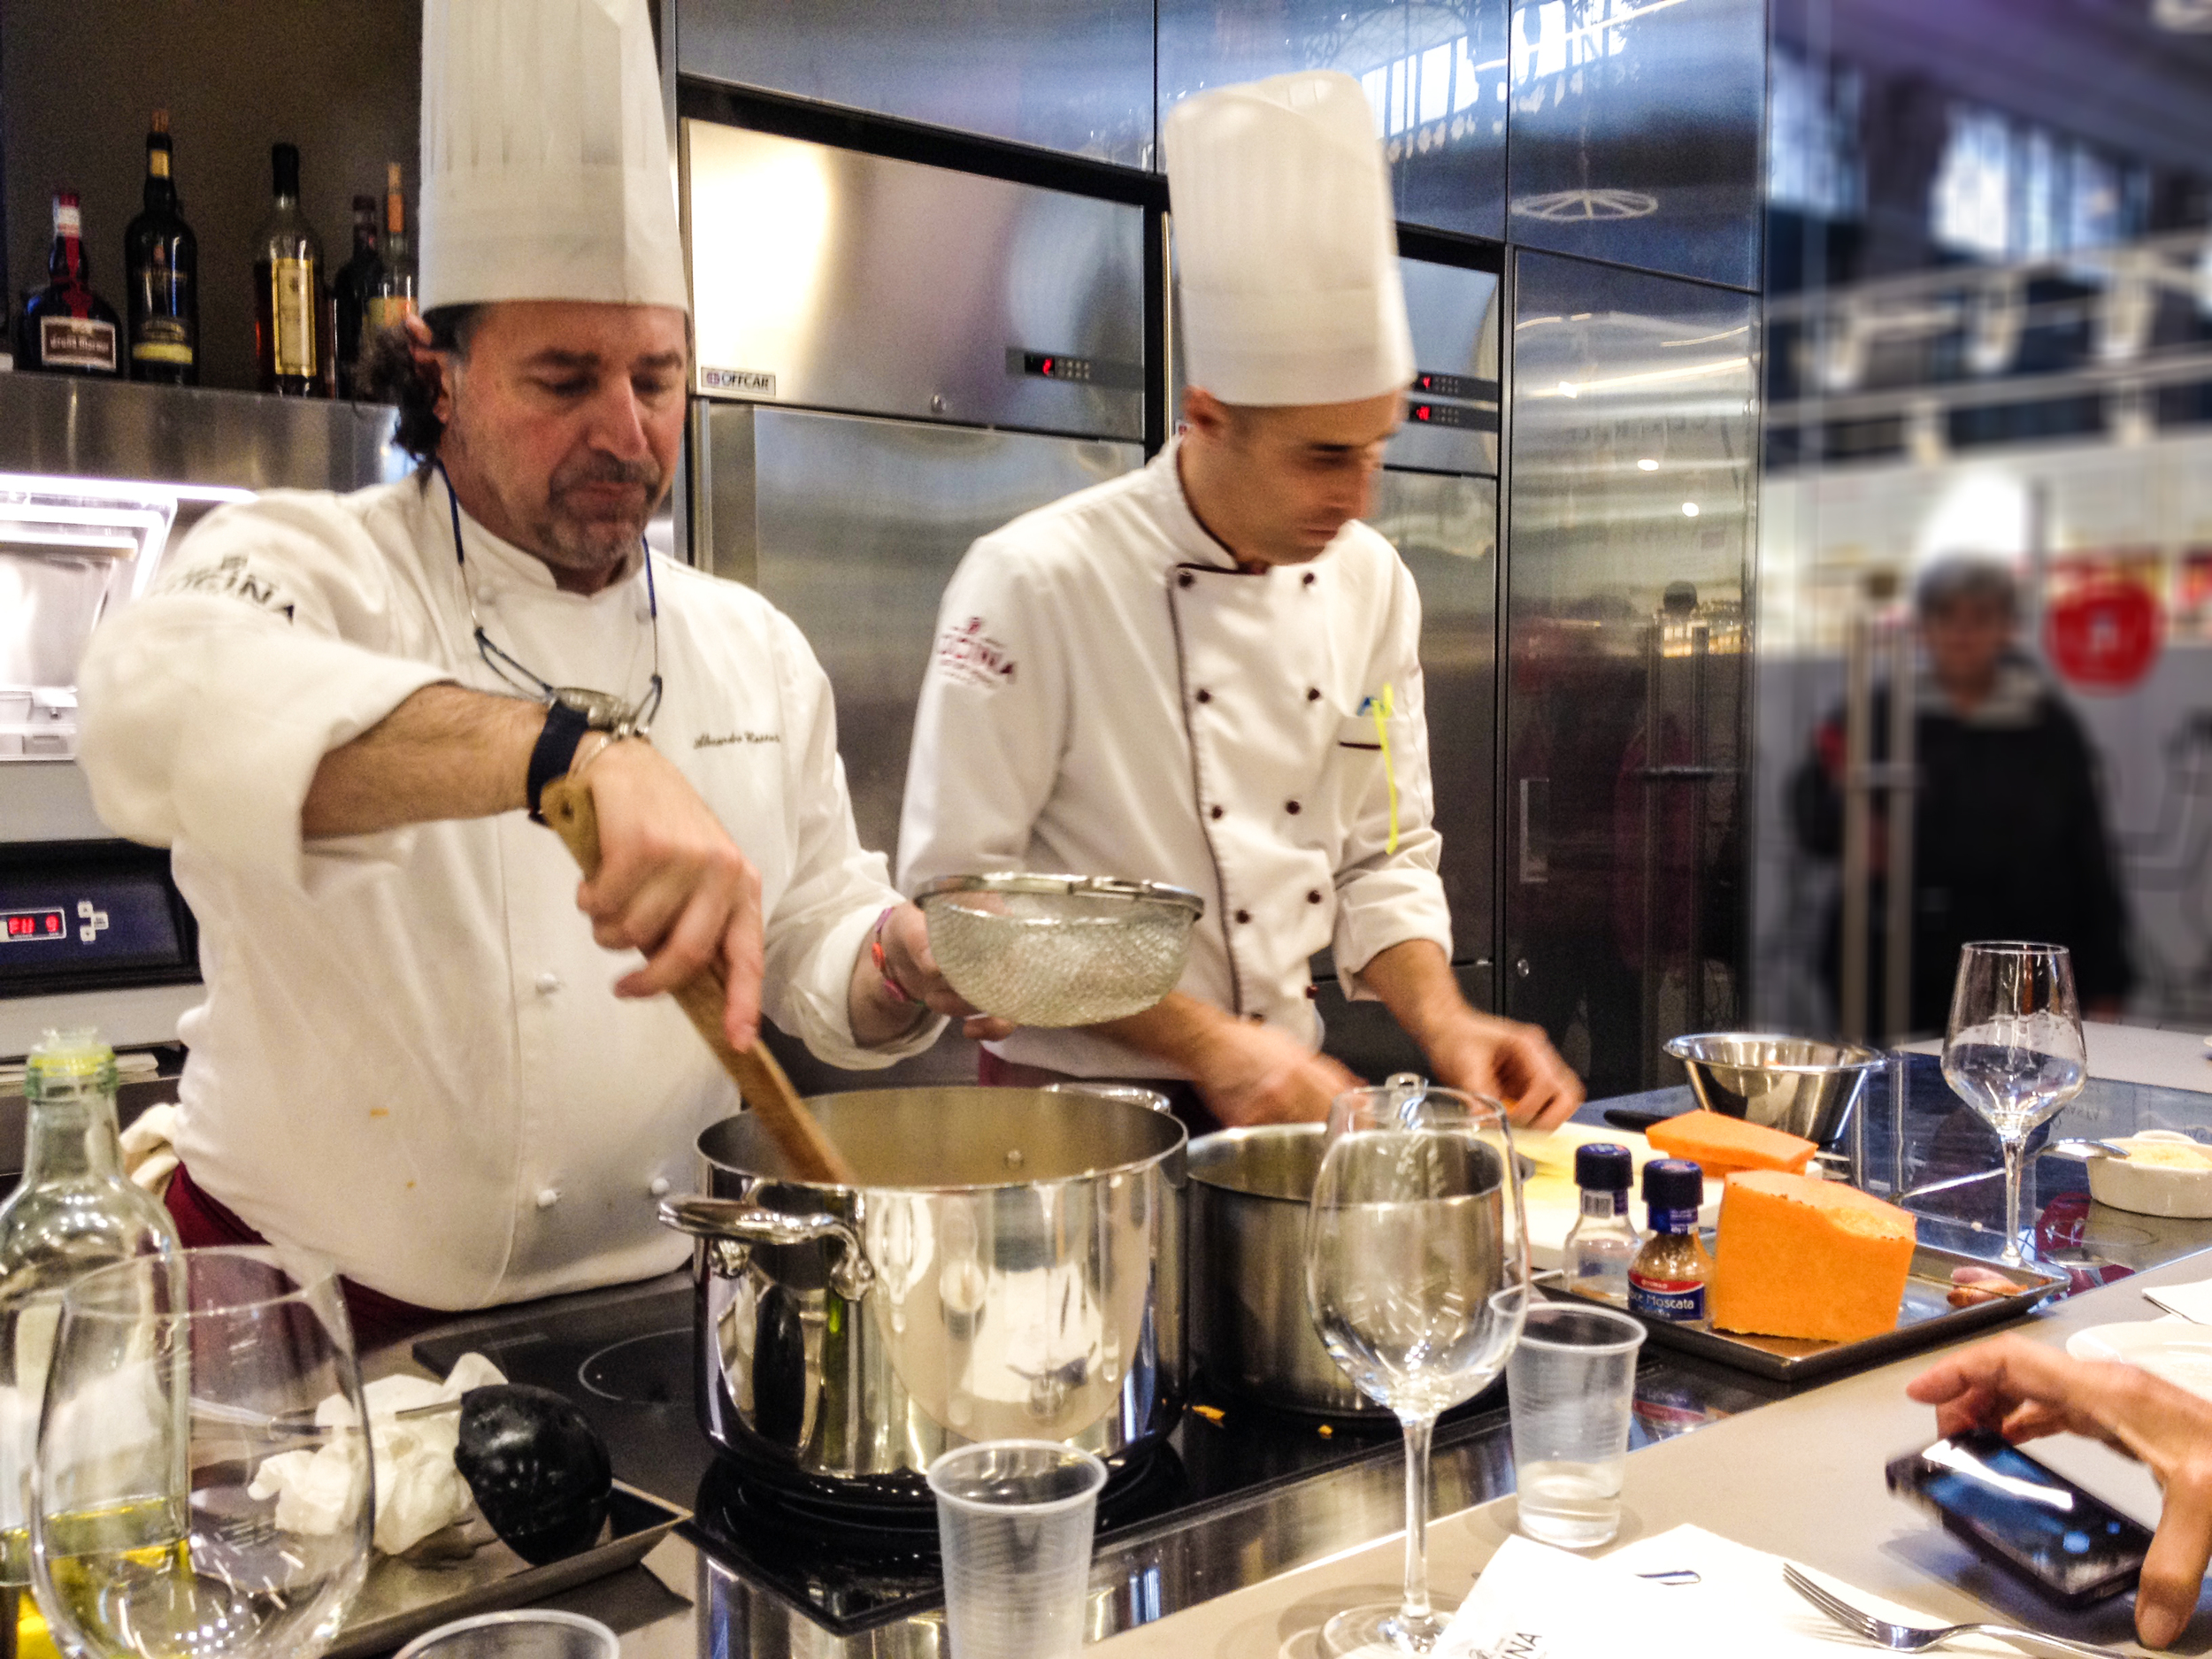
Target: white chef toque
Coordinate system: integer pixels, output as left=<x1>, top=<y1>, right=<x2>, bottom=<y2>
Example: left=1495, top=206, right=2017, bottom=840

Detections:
left=418, top=0, right=688, bottom=313
left=1164, top=72, right=1413, bottom=408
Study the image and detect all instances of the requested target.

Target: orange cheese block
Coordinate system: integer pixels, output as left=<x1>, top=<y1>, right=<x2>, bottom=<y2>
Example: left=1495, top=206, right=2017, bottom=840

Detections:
left=1708, top=1171, right=1917, bottom=1343
left=1645, top=1110, right=1816, bottom=1179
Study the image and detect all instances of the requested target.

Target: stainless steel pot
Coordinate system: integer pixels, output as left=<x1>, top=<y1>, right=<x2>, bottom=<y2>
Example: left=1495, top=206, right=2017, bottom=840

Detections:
left=663, top=1087, right=1186, bottom=1504
left=1187, top=1125, right=1389, bottom=1418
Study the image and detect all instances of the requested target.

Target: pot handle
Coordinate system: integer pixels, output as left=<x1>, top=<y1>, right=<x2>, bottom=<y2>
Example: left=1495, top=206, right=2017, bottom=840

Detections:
left=658, top=1196, right=874, bottom=1299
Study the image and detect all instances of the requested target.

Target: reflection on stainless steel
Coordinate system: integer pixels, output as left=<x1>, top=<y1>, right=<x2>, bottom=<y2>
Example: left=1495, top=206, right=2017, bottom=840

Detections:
left=1187, top=1125, right=1391, bottom=1418
left=1392, top=261, right=1502, bottom=476
left=676, top=0, right=1155, bottom=165
left=696, top=405, right=1140, bottom=864
left=684, top=122, right=1146, bottom=438
left=1837, top=587, right=1916, bottom=1047
left=1505, top=0, right=1766, bottom=290
left=1156, top=0, right=1509, bottom=239
left=1505, top=251, right=1758, bottom=1094
left=685, top=1089, right=1185, bottom=1494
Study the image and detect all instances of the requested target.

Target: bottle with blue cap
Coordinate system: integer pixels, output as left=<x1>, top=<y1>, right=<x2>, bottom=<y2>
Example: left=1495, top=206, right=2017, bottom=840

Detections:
left=1561, top=1142, right=1640, bottom=1304
left=1628, top=1158, right=1713, bottom=1324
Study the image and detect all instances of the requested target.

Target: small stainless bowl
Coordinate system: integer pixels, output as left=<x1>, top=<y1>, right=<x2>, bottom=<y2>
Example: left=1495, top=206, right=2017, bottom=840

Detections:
left=1662, top=1033, right=1886, bottom=1148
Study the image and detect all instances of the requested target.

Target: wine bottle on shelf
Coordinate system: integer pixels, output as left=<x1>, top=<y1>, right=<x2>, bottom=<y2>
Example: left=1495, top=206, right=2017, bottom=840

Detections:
left=122, top=110, right=198, bottom=385
left=332, top=194, right=379, bottom=399
left=252, top=142, right=325, bottom=396
left=365, top=163, right=419, bottom=342
left=16, top=192, right=122, bottom=378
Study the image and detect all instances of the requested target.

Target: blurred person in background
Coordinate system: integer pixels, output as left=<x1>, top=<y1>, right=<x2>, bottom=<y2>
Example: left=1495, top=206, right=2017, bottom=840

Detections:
left=1792, top=556, right=2132, bottom=1033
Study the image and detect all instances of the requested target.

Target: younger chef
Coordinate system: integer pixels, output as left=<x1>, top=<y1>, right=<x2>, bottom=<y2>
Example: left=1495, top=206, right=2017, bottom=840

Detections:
left=898, top=72, right=1579, bottom=1130
left=75, top=0, right=983, bottom=1342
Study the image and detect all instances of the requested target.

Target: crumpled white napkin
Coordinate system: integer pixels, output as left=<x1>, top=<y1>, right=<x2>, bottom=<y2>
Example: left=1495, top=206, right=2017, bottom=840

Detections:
left=1436, top=1525, right=2018, bottom=1657
left=250, top=1352, right=507, bottom=1555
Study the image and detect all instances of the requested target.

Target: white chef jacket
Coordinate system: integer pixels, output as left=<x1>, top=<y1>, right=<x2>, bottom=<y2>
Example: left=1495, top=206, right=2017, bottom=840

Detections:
left=898, top=440, right=1451, bottom=1079
left=77, top=475, right=937, bottom=1309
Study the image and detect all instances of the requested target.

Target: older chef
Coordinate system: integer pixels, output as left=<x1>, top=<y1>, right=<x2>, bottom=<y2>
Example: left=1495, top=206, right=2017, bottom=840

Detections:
left=899, top=73, right=1580, bottom=1129
left=76, top=0, right=976, bottom=1341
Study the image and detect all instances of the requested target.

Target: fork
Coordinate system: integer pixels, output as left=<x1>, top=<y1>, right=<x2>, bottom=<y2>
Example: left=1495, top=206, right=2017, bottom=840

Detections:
left=1783, top=1563, right=2131, bottom=1657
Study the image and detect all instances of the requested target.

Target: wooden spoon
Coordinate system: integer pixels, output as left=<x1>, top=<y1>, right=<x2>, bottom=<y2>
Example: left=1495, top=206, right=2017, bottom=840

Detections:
left=538, top=777, right=858, bottom=1186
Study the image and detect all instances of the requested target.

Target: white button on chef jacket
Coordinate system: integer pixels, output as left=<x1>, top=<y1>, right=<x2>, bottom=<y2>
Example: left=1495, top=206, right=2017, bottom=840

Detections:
left=78, top=480, right=940, bottom=1310
left=898, top=439, right=1450, bottom=1081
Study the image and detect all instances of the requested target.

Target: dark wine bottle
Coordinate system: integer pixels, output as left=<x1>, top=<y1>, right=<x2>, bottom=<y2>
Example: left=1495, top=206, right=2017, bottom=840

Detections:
left=17, top=191, right=121, bottom=378
left=123, top=111, right=198, bottom=385
left=332, top=194, right=380, bottom=399
left=252, top=142, right=325, bottom=397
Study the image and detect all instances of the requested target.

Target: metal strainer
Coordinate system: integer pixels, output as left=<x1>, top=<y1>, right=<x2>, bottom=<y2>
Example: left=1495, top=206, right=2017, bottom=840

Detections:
left=916, top=873, right=1206, bottom=1027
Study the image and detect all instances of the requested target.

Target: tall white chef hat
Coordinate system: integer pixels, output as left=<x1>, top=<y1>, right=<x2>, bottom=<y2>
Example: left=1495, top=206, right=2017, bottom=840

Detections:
left=1164, top=72, right=1413, bottom=408
left=418, top=0, right=688, bottom=313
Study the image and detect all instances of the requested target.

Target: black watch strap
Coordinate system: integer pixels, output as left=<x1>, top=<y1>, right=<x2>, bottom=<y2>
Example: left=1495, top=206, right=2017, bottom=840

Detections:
left=526, top=700, right=595, bottom=824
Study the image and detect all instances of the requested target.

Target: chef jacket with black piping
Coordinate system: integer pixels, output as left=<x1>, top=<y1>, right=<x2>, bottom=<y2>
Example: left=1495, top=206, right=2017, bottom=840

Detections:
left=77, top=477, right=941, bottom=1310
left=898, top=438, right=1451, bottom=1080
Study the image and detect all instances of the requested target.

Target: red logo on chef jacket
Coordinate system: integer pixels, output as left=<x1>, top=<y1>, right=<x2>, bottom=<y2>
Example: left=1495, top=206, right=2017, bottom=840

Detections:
left=2044, top=579, right=2162, bottom=691
left=933, top=616, right=1018, bottom=692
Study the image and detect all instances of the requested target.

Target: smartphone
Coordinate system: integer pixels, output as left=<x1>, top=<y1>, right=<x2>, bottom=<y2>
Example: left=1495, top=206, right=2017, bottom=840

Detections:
left=1886, top=1431, right=2154, bottom=1609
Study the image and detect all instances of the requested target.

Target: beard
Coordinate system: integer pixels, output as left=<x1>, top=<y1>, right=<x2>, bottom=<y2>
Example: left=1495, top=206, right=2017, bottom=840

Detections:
left=538, top=452, right=667, bottom=570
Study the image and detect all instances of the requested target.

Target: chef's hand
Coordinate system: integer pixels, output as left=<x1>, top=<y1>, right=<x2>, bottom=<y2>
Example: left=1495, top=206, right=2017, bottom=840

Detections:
left=572, top=738, right=765, bottom=1050
left=1909, top=1333, right=2212, bottom=1648
left=872, top=903, right=1012, bottom=1043
left=1425, top=1011, right=1584, bottom=1130
left=1195, top=1021, right=1362, bottom=1126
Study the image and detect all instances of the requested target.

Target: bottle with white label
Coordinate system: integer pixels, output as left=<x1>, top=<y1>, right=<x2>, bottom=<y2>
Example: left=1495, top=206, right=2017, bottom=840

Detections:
left=1561, top=1142, right=1640, bottom=1304
left=16, top=192, right=122, bottom=378
left=253, top=142, right=325, bottom=396
left=0, top=1030, right=180, bottom=1593
left=1627, top=1158, right=1712, bottom=1325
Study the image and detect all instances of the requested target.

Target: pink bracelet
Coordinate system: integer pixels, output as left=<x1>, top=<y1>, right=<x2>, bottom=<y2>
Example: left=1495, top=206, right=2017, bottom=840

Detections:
left=870, top=906, right=915, bottom=1003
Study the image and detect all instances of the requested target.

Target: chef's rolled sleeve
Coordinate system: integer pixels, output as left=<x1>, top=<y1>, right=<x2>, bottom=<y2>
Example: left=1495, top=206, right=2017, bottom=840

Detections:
left=758, top=610, right=945, bottom=1067
left=78, top=495, right=451, bottom=897
left=1333, top=583, right=1453, bottom=999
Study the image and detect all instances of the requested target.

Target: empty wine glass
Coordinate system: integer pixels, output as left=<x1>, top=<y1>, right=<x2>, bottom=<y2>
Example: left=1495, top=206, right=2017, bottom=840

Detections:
left=30, top=1246, right=373, bottom=1659
left=1305, top=1075, right=1529, bottom=1657
left=1942, top=942, right=2088, bottom=1266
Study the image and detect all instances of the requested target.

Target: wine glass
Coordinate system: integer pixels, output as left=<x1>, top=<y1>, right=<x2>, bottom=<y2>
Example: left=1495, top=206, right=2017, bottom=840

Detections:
left=30, top=1246, right=373, bottom=1659
left=1305, top=1076, right=1529, bottom=1657
left=1942, top=942, right=2088, bottom=1266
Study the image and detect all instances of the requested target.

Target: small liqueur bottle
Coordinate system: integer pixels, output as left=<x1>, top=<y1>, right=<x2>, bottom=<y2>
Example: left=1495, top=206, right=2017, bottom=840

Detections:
left=17, top=192, right=122, bottom=378
left=365, top=163, right=419, bottom=340
left=1562, top=1142, right=1640, bottom=1304
left=253, top=142, right=325, bottom=396
left=1627, top=1158, right=1713, bottom=1324
left=124, top=111, right=199, bottom=385
left=331, top=194, right=380, bottom=399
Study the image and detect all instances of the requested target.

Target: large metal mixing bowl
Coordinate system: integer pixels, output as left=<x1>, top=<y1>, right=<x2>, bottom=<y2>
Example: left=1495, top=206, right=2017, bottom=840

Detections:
left=1662, top=1033, right=1886, bottom=1148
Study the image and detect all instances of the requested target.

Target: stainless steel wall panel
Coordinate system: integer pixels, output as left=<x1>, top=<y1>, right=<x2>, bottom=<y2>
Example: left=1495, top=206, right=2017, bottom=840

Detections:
left=1369, top=469, right=1499, bottom=968
left=1391, top=260, right=1503, bottom=475
left=1503, top=250, right=1757, bottom=1096
left=684, top=122, right=1147, bottom=440
left=1505, top=0, right=1766, bottom=292
left=724, top=404, right=1142, bottom=865
left=1157, top=0, right=1509, bottom=241
left=674, top=0, right=1154, bottom=167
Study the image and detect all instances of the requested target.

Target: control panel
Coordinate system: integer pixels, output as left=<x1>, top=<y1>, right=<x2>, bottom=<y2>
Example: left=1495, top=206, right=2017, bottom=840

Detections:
left=0, top=843, right=196, bottom=997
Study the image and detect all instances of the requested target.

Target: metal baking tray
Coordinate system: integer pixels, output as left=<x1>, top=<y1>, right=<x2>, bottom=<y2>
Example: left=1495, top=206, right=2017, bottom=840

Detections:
left=1537, top=1242, right=2069, bottom=1383
left=325, top=1482, right=687, bottom=1659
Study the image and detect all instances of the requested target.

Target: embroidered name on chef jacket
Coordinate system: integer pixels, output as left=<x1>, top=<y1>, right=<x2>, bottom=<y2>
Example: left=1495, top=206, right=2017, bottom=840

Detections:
left=932, top=615, right=1018, bottom=691
left=165, top=552, right=296, bottom=620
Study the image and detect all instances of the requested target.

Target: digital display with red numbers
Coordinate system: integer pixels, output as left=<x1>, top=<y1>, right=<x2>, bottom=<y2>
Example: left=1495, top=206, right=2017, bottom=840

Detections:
left=3, top=908, right=68, bottom=942
left=1407, top=401, right=1497, bottom=432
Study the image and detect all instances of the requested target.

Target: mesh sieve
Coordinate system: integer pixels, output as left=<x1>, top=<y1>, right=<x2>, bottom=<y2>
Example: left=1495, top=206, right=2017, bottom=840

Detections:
left=917, top=874, right=1206, bottom=1028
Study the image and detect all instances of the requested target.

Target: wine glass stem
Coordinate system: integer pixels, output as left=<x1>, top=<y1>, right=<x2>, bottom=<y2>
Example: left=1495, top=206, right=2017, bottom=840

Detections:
left=1399, top=1411, right=1439, bottom=1637
left=1999, top=1133, right=2027, bottom=1266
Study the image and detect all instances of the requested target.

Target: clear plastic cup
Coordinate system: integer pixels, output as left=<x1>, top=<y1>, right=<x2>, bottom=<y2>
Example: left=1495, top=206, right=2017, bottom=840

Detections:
left=1508, top=1301, right=1646, bottom=1548
left=927, top=1440, right=1107, bottom=1659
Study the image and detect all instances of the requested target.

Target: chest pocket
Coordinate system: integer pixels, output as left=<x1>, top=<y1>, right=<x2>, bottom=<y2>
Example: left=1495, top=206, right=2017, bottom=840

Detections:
left=1325, top=709, right=1412, bottom=853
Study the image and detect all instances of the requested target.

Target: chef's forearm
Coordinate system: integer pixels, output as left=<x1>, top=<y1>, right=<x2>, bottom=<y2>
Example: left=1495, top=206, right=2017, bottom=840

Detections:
left=301, top=684, right=541, bottom=837
left=1355, top=938, right=1474, bottom=1050
left=1094, top=993, right=1236, bottom=1073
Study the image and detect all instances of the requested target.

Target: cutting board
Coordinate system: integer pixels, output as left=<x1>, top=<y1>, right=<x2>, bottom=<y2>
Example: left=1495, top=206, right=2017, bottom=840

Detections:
left=1517, top=1119, right=1721, bottom=1271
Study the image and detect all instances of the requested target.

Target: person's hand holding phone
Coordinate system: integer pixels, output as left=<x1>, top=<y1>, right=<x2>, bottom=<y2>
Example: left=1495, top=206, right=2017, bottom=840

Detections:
left=1909, top=1333, right=2212, bottom=1648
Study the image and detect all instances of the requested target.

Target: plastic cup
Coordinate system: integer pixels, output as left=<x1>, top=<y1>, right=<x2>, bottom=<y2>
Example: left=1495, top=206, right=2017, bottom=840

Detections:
left=927, top=1440, right=1107, bottom=1659
left=1508, top=1301, right=1646, bottom=1548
